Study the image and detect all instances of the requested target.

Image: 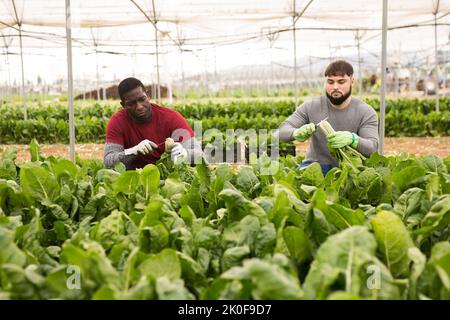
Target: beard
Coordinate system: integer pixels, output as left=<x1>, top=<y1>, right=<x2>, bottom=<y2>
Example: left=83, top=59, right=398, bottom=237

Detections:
left=326, top=86, right=352, bottom=106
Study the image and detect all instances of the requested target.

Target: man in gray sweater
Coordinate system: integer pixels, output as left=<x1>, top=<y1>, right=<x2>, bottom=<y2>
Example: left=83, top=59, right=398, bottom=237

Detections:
left=278, top=60, right=379, bottom=175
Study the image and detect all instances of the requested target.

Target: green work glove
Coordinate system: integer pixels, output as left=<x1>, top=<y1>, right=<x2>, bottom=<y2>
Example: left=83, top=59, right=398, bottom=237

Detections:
left=327, top=131, right=359, bottom=149
left=293, top=123, right=316, bottom=142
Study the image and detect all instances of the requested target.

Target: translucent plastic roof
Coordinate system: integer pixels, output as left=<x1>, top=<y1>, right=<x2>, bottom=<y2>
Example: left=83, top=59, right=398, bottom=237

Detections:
left=1, top=1, right=448, bottom=28
left=1, top=0, right=449, bottom=84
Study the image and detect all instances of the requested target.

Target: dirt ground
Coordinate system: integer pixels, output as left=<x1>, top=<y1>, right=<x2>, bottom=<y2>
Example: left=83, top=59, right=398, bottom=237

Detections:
left=296, top=137, right=450, bottom=159
left=0, top=137, right=449, bottom=163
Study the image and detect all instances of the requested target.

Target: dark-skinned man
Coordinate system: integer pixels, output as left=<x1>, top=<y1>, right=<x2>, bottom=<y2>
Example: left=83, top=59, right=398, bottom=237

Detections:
left=104, top=77, right=202, bottom=169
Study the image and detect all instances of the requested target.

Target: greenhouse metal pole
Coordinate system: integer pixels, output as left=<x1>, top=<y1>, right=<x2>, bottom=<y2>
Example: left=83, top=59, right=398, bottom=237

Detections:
left=18, top=26, right=27, bottom=119
left=290, top=0, right=314, bottom=102
left=0, top=53, right=4, bottom=105
left=151, top=0, right=161, bottom=100
left=445, top=63, right=448, bottom=96
left=0, top=48, right=5, bottom=102
left=5, top=50, right=12, bottom=104
left=379, top=0, right=388, bottom=155
left=12, top=0, right=27, bottom=119
left=433, top=10, right=440, bottom=112
left=356, top=30, right=363, bottom=97
left=65, top=0, right=75, bottom=162
left=308, top=56, right=313, bottom=89
left=96, top=49, right=100, bottom=100
left=83, top=77, right=86, bottom=101
left=175, top=23, right=186, bottom=99
left=0, top=73, right=3, bottom=106
left=265, top=28, right=275, bottom=96
left=292, top=0, right=298, bottom=105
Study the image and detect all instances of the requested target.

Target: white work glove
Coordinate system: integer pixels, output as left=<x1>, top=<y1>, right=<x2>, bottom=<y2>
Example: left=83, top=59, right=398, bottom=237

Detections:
left=170, top=142, right=188, bottom=163
left=124, top=139, right=158, bottom=156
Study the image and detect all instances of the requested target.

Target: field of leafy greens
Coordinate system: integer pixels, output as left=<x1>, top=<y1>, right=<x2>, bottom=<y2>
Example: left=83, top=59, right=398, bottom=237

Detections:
left=0, top=140, right=449, bottom=300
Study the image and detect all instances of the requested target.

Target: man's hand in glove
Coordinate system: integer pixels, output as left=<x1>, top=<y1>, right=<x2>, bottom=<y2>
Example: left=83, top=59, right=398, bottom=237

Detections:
left=124, top=139, right=158, bottom=155
left=327, top=131, right=359, bottom=149
left=170, top=142, right=188, bottom=163
left=293, top=123, right=316, bottom=142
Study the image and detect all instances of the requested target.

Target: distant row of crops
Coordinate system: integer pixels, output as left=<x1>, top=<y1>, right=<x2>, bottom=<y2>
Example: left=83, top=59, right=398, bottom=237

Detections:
left=0, top=98, right=448, bottom=144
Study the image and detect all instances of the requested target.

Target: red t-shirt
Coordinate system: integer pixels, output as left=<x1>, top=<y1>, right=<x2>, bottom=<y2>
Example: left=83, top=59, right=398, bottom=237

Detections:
left=106, top=103, right=194, bottom=169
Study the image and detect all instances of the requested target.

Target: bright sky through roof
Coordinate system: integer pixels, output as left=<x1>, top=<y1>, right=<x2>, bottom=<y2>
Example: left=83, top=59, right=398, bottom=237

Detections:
left=0, top=0, right=449, bottom=86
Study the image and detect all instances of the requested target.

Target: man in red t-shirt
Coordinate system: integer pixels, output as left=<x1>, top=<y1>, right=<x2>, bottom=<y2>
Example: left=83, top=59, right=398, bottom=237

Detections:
left=104, top=77, right=203, bottom=169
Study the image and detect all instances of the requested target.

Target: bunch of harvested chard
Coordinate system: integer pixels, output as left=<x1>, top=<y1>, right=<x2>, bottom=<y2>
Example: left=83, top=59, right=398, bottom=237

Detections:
left=318, top=120, right=366, bottom=172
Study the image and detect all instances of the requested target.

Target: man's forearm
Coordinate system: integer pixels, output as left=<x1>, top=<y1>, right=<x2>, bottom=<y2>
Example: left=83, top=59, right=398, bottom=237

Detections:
left=278, top=105, right=309, bottom=142
left=356, top=137, right=378, bottom=157
left=355, top=110, right=379, bottom=157
left=104, top=142, right=136, bottom=168
left=278, top=121, right=297, bottom=141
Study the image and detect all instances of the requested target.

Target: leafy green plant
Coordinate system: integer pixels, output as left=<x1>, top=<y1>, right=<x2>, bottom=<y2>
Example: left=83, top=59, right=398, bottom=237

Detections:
left=0, top=143, right=448, bottom=299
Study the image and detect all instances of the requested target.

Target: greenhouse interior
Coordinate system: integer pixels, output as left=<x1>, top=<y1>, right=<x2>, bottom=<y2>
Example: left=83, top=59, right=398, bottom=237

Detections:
left=0, top=0, right=449, bottom=302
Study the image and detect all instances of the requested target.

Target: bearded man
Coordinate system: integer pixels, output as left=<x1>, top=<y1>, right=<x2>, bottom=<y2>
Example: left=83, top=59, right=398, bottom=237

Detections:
left=278, top=60, right=379, bottom=175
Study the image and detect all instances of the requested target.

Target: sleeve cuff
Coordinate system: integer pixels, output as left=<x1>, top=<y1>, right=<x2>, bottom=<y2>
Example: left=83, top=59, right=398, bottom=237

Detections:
left=351, top=133, right=359, bottom=149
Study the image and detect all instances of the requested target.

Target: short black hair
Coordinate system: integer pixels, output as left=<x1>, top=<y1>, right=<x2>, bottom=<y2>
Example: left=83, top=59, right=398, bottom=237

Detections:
left=324, top=60, right=354, bottom=77
left=118, top=77, right=146, bottom=100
